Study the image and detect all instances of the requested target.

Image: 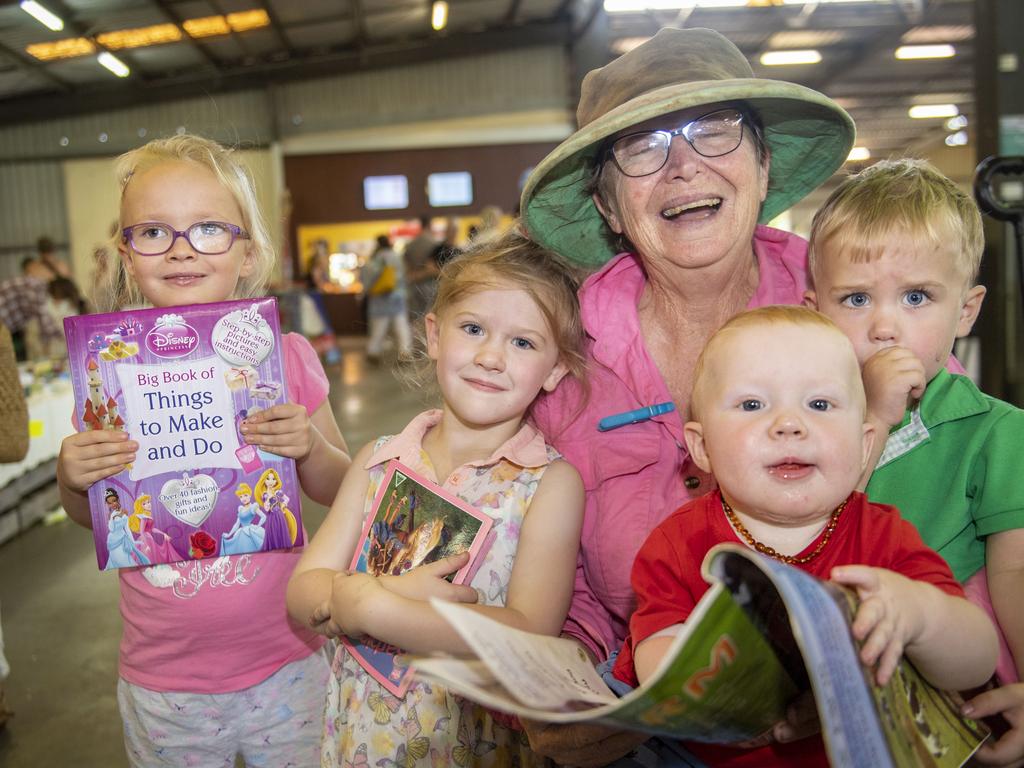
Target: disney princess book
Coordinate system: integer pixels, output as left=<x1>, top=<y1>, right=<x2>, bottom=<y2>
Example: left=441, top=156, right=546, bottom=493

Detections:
left=343, top=460, right=494, bottom=696
left=63, top=298, right=303, bottom=570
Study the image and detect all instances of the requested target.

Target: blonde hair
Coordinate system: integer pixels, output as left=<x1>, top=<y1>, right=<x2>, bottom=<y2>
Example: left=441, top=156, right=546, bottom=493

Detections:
left=235, top=483, right=253, bottom=499
left=254, top=468, right=285, bottom=509
left=420, top=227, right=587, bottom=389
left=808, top=158, right=983, bottom=288
left=94, top=134, right=275, bottom=311
left=690, top=305, right=863, bottom=420
left=128, top=494, right=152, bottom=534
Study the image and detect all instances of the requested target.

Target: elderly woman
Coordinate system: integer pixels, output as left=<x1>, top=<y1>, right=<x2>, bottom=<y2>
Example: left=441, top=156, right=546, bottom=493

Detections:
left=520, top=28, right=854, bottom=765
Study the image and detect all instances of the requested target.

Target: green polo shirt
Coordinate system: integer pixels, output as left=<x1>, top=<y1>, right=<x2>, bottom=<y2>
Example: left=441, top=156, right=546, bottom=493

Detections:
left=866, top=368, right=1024, bottom=582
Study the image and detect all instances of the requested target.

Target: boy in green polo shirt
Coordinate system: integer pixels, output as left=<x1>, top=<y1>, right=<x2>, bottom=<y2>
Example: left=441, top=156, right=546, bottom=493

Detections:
left=805, top=157, right=1024, bottom=763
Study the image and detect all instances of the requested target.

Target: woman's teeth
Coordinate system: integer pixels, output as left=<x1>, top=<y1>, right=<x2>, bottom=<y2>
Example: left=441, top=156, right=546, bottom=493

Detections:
left=662, top=197, right=722, bottom=219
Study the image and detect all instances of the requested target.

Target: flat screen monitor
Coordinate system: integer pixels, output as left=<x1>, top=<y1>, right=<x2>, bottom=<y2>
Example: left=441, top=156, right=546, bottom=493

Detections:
left=363, top=175, right=409, bottom=210
left=427, top=172, right=473, bottom=207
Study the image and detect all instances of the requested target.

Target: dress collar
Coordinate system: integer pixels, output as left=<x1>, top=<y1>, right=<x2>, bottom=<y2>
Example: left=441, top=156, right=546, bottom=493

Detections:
left=364, top=409, right=552, bottom=474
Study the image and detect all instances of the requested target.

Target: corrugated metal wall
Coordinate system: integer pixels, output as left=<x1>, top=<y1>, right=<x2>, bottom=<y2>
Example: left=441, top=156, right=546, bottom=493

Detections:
left=0, top=161, right=66, bottom=280
left=0, top=45, right=568, bottom=274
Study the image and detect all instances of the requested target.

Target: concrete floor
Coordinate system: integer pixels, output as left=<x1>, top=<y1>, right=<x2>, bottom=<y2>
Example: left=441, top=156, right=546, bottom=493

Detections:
left=0, top=338, right=429, bottom=768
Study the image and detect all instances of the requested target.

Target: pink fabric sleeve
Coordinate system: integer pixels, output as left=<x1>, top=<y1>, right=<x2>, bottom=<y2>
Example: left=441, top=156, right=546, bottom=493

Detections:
left=282, top=332, right=329, bottom=414
left=964, top=568, right=1019, bottom=685
left=561, top=553, right=616, bottom=661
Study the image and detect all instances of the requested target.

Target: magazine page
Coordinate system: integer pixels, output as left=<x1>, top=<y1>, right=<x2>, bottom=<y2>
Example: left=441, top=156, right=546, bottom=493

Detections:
left=341, top=460, right=494, bottom=697
left=417, top=581, right=800, bottom=742
left=829, top=587, right=990, bottom=768
left=63, top=298, right=301, bottom=569
left=705, top=544, right=989, bottom=768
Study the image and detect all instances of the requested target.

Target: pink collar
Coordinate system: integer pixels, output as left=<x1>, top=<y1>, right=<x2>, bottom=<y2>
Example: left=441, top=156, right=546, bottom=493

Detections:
left=365, top=409, right=551, bottom=475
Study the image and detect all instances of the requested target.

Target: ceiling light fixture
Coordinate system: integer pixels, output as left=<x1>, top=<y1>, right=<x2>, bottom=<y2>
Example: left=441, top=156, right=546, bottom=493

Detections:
left=432, top=1, right=448, bottom=31
left=20, top=1, right=63, bottom=32
left=781, top=0, right=886, bottom=4
left=226, top=10, right=270, bottom=31
left=26, top=38, right=94, bottom=61
left=847, top=147, right=871, bottom=162
left=97, top=24, right=182, bottom=50
left=184, top=16, right=233, bottom=38
left=895, top=44, right=955, bottom=60
left=97, top=51, right=130, bottom=78
left=603, top=0, right=747, bottom=10
left=760, top=50, right=822, bottom=66
left=908, top=104, right=958, bottom=119
left=945, top=131, right=968, bottom=147
left=946, top=115, right=968, bottom=131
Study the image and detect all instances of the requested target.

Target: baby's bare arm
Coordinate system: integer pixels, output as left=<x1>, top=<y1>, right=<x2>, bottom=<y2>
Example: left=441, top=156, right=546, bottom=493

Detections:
left=832, top=565, right=997, bottom=689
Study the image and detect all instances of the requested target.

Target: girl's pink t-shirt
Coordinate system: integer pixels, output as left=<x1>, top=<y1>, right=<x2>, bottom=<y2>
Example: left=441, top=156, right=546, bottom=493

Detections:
left=116, top=333, right=328, bottom=693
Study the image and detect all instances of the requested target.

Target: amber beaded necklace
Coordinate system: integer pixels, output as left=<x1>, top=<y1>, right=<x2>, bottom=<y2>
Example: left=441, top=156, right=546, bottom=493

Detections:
left=721, top=496, right=846, bottom=566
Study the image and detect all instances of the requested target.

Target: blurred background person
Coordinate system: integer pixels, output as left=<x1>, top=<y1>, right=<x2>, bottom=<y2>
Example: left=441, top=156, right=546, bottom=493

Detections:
left=304, top=239, right=342, bottom=365
left=431, top=219, right=463, bottom=269
left=0, top=258, right=62, bottom=361
left=473, top=205, right=504, bottom=244
left=35, top=236, right=71, bottom=280
left=362, top=234, right=412, bottom=364
left=402, top=214, right=438, bottom=321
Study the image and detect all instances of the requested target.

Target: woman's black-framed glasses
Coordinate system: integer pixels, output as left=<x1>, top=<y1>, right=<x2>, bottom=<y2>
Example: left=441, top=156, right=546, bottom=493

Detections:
left=122, top=221, right=250, bottom=256
left=607, top=108, right=746, bottom=178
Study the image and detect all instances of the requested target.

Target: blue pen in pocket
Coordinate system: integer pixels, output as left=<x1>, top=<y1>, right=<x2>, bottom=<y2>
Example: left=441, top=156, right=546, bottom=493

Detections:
left=597, top=402, right=676, bottom=432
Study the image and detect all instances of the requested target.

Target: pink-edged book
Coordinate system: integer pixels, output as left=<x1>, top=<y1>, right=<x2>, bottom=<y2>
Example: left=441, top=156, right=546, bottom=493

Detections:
left=341, top=459, right=494, bottom=697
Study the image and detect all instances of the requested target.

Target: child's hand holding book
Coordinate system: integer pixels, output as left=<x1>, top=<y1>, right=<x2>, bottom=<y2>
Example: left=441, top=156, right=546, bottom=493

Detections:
left=57, top=430, right=138, bottom=493
left=832, top=563, right=998, bottom=689
left=327, top=554, right=478, bottom=640
left=377, top=551, right=477, bottom=602
left=240, top=403, right=317, bottom=460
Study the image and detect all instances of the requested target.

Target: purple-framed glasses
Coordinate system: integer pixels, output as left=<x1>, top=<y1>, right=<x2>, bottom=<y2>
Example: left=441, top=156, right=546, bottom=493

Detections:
left=122, top=221, right=249, bottom=256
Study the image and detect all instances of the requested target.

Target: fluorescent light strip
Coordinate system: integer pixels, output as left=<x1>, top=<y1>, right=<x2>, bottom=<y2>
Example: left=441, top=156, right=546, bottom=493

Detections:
left=431, top=1, right=448, bottom=30
left=604, top=0, right=747, bottom=11
left=895, top=44, right=955, bottom=60
left=760, top=49, right=821, bottom=66
left=20, top=1, right=64, bottom=31
left=908, top=104, right=958, bottom=119
left=781, top=0, right=886, bottom=4
left=97, top=51, right=130, bottom=78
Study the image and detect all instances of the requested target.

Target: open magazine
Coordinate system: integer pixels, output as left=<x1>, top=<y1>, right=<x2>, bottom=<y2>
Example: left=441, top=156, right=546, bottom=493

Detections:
left=342, top=459, right=494, bottom=697
left=414, top=543, right=989, bottom=768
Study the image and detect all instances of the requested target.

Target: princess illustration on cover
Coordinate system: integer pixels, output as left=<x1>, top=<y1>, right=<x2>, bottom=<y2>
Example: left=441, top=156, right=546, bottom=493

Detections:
left=130, top=493, right=183, bottom=564
left=221, top=483, right=267, bottom=555
left=104, top=488, right=151, bottom=569
left=256, top=468, right=296, bottom=549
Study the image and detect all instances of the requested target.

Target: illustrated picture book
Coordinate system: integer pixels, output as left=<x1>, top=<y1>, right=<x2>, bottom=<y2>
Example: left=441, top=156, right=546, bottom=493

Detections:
left=64, top=297, right=302, bottom=570
left=342, top=459, right=494, bottom=697
left=414, top=543, right=990, bottom=768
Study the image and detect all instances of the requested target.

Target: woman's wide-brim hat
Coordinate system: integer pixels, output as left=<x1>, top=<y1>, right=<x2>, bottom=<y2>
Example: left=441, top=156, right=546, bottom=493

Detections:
left=520, top=27, right=855, bottom=268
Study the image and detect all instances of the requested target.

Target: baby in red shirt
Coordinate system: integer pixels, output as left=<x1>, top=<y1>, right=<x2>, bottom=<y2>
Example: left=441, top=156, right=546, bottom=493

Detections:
left=613, top=305, right=997, bottom=768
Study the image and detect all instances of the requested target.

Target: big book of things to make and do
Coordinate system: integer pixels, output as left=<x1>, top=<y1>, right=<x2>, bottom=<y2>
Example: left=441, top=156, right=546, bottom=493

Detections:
left=341, top=459, right=494, bottom=697
left=64, top=298, right=302, bottom=570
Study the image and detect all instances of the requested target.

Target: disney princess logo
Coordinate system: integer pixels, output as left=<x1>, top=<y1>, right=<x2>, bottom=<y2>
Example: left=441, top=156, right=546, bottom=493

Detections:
left=145, top=313, right=200, bottom=358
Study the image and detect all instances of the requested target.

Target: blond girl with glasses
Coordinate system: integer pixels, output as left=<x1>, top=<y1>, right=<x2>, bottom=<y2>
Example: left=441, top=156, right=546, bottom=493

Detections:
left=57, top=134, right=351, bottom=768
